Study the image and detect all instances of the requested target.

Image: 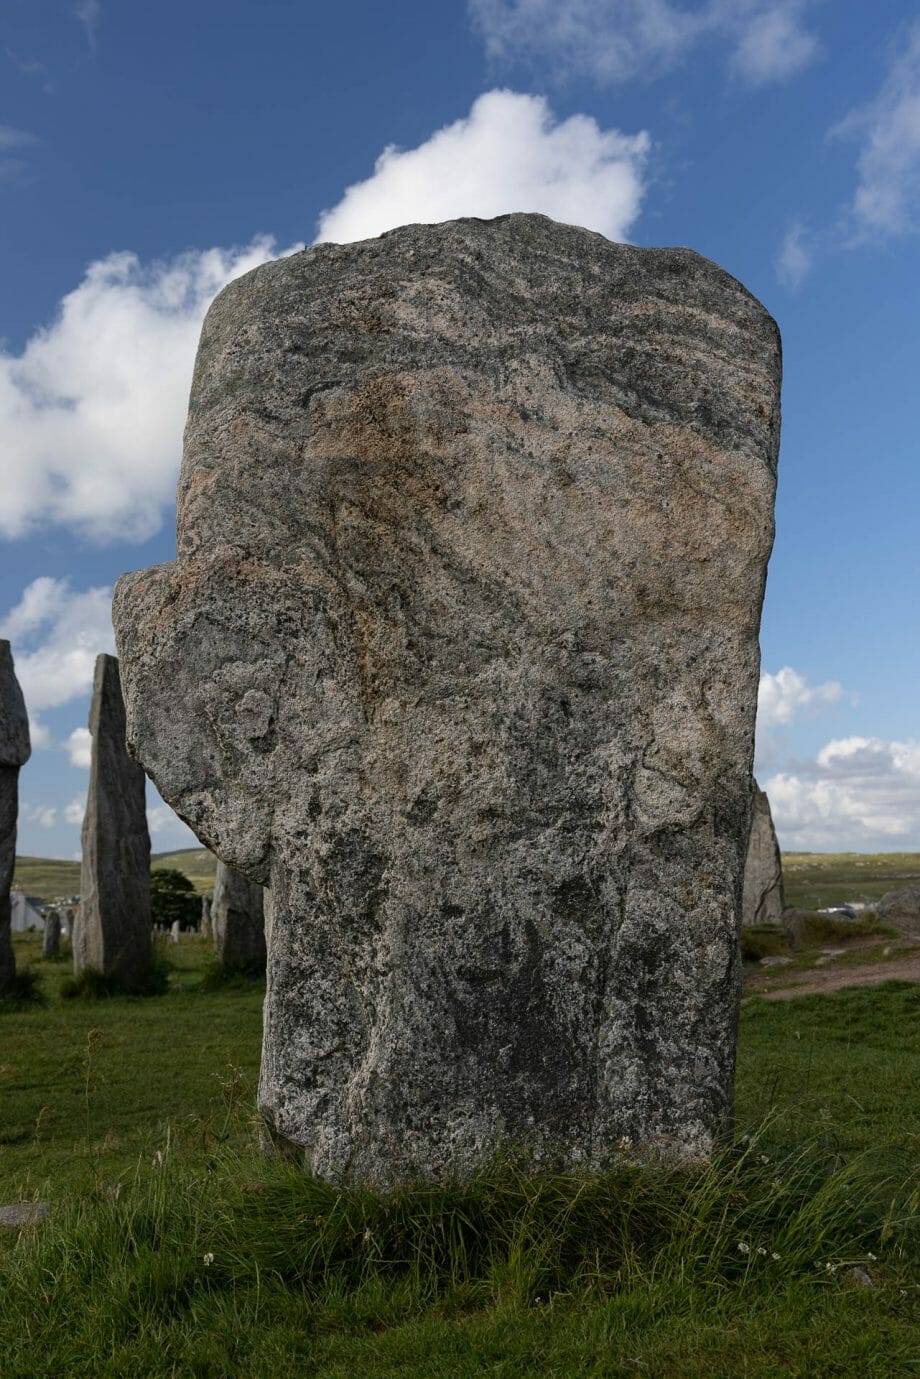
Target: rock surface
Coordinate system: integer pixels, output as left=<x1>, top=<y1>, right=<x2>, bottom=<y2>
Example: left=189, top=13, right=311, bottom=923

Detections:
left=42, top=909, right=61, bottom=958
left=0, top=641, right=31, bottom=995
left=741, top=783, right=784, bottom=927
left=200, top=893, right=212, bottom=939
left=113, top=214, right=781, bottom=1181
left=75, top=655, right=151, bottom=989
left=212, top=860, right=265, bottom=970
left=876, top=885, right=920, bottom=936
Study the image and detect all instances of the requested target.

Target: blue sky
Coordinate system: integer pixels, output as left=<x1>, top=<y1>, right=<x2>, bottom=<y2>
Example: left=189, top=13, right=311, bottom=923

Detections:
left=2, top=0, right=919, bottom=858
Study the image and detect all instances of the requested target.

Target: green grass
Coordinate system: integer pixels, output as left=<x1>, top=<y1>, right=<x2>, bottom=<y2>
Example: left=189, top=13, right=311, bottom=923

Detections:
left=1, top=934, right=918, bottom=1377
left=783, top=852, right=920, bottom=911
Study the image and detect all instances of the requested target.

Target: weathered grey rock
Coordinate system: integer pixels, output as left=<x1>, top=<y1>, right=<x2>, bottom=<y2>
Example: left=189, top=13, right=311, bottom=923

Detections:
left=212, top=861, right=265, bottom=970
left=113, top=214, right=781, bottom=1182
left=0, top=1201, right=50, bottom=1228
left=200, top=893, right=212, bottom=939
left=169, top=919, right=181, bottom=943
left=741, top=783, right=784, bottom=927
left=42, top=909, right=61, bottom=958
left=876, top=885, right=920, bottom=936
left=0, top=642, right=30, bottom=995
left=75, top=655, right=151, bottom=989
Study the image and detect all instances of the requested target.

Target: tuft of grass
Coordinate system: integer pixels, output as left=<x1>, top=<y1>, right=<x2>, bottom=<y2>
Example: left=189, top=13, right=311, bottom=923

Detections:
left=0, top=1138, right=915, bottom=1378
left=0, top=967, right=47, bottom=1012
left=197, top=958, right=266, bottom=992
left=60, top=955, right=171, bottom=1000
left=740, top=925, right=789, bottom=962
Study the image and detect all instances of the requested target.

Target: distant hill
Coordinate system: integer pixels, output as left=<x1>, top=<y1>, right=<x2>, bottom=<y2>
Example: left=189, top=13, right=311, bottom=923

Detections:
left=13, top=847, right=217, bottom=901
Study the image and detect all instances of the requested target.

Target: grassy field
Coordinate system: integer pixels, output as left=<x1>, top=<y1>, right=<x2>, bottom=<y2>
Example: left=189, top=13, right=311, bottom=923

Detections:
left=16, top=848, right=920, bottom=909
left=783, top=852, right=920, bottom=911
left=13, top=846, right=219, bottom=901
left=1, top=931, right=918, bottom=1377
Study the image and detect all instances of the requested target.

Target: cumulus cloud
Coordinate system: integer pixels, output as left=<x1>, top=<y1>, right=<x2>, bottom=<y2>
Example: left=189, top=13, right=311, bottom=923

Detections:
left=64, top=795, right=86, bottom=825
left=28, top=717, right=51, bottom=750
left=0, top=238, right=290, bottom=542
left=833, top=21, right=920, bottom=239
left=775, top=222, right=813, bottom=288
left=21, top=803, right=57, bottom=829
left=0, top=577, right=114, bottom=712
left=757, top=666, right=844, bottom=730
left=469, top=0, right=820, bottom=86
left=766, top=736, right=920, bottom=850
left=315, top=90, right=649, bottom=245
left=66, top=726, right=93, bottom=768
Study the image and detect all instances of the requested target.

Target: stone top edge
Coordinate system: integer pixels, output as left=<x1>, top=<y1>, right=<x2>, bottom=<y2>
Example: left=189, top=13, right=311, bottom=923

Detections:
left=209, top=212, right=776, bottom=329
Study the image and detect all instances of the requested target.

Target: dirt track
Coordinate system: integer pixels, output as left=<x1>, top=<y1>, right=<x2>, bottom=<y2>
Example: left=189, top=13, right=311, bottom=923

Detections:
left=746, top=947, right=920, bottom=1001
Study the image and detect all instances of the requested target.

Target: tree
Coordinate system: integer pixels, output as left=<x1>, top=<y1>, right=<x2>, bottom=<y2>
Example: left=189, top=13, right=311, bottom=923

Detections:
left=150, top=868, right=201, bottom=930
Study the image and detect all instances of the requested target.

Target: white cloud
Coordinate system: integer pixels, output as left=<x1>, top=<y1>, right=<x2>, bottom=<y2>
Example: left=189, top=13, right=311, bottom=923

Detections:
left=766, top=736, right=920, bottom=850
left=22, top=803, right=57, bottom=829
left=315, top=90, right=649, bottom=245
left=757, top=666, right=844, bottom=729
left=66, top=726, right=93, bottom=768
left=64, top=795, right=86, bottom=825
left=469, top=1, right=819, bottom=86
left=28, top=717, right=51, bottom=750
left=727, top=3, right=818, bottom=85
left=775, top=222, right=813, bottom=288
left=0, top=125, right=37, bottom=150
left=147, top=801, right=200, bottom=847
left=74, top=0, right=101, bottom=53
left=0, top=577, right=114, bottom=711
left=0, top=239, right=290, bottom=542
left=833, top=22, right=920, bottom=239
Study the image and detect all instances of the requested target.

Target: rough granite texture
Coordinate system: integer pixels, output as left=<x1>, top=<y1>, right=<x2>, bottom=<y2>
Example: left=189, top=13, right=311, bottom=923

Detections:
left=741, top=783, right=784, bottom=927
left=113, top=214, right=780, bottom=1182
left=0, top=641, right=31, bottom=994
left=75, top=655, right=152, bottom=988
left=212, top=860, right=266, bottom=970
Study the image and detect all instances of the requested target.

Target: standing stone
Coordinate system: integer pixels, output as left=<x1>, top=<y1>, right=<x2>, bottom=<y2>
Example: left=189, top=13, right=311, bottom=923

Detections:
left=211, top=861, right=265, bottom=970
left=741, top=783, right=784, bottom=927
left=42, top=909, right=61, bottom=958
left=75, top=655, right=151, bottom=989
left=169, top=919, right=181, bottom=944
left=113, top=215, right=781, bottom=1182
left=200, top=893, right=212, bottom=940
left=0, top=642, right=31, bottom=995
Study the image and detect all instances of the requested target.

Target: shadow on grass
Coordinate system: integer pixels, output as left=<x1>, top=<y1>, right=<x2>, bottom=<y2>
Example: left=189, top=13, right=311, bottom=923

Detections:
left=0, top=968, right=47, bottom=1012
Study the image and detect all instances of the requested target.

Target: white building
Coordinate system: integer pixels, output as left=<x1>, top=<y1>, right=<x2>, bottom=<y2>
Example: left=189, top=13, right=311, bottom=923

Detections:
left=10, top=891, right=44, bottom=932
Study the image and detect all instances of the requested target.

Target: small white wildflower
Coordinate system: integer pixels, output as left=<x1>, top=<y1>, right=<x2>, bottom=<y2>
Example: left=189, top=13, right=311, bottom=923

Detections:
left=867, top=1252, right=877, bottom=1261
left=737, top=1242, right=750, bottom=1255
left=825, top=1262, right=837, bottom=1274
left=616, top=1136, right=633, bottom=1151
left=771, top=1252, right=781, bottom=1261
left=152, top=1149, right=164, bottom=1167
left=757, top=1246, right=767, bottom=1256
left=757, top=1153, right=771, bottom=1165
left=203, top=1252, right=214, bottom=1266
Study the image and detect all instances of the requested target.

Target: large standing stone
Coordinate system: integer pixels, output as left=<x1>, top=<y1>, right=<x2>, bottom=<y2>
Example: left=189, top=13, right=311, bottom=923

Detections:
left=0, top=642, right=30, bottom=995
left=75, top=655, right=151, bottom=989
left=212, top=861, right=265, bottom=970
left=741, top=783, right=784, bottom=927
left=113, top=214, right=781, bottom=1182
